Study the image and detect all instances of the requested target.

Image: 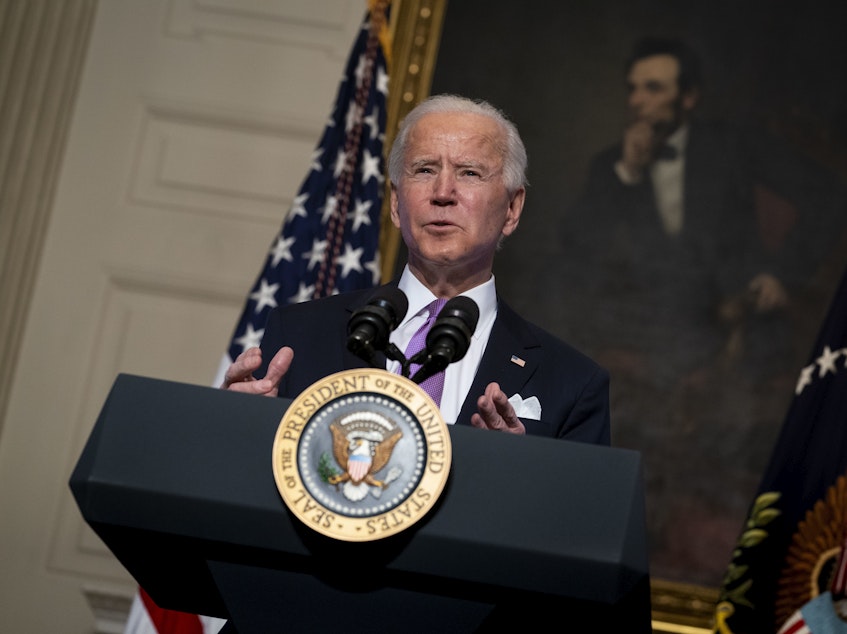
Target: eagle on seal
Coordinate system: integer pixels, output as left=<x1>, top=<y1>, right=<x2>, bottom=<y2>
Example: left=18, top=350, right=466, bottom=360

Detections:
left=328, top=420, right=402, bottom=501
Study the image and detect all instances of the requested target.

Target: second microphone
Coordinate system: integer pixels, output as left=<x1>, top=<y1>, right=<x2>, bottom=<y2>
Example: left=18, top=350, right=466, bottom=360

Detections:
left=408, top=296, right=479, bottom=385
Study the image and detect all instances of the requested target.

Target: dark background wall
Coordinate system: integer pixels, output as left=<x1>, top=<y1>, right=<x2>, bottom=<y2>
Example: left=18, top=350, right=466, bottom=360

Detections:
left=430, top=0, right=847, bottom=587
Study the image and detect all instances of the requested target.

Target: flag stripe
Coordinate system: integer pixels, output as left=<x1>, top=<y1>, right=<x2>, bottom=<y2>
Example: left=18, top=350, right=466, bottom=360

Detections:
left=777, top=613, right=808, bottom=634
left=140, top=589, right=204, bottom=634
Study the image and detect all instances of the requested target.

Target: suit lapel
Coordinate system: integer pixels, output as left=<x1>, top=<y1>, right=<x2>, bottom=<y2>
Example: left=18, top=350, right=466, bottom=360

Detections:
left=456, top=299, right=539, bottom=426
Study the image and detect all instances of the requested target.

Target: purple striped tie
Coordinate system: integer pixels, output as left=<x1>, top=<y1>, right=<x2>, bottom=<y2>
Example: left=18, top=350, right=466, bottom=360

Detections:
left=404, top=298, right=448, bottom=405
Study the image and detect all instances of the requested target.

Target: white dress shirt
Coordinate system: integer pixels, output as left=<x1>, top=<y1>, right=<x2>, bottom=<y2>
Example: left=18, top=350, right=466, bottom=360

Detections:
left=650, top=125, right=688, bottom=236
left=386, top=265, right=498, bottom=424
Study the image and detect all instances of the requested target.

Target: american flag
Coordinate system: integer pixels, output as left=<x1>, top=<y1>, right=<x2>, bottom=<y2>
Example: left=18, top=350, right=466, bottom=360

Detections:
left=125, top=2, right=391, bottom=633
left=220, top=1, right=390, bottom=375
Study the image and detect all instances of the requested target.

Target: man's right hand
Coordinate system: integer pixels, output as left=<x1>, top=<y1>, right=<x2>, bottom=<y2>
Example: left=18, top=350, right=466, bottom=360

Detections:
left=220, top=346, right=293, bottom=397
left=619, top=120, right=657, bottom=180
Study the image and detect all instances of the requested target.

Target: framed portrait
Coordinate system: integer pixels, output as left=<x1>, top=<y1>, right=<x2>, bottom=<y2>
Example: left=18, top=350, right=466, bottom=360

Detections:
left=389, top=0, right=847, bottom=629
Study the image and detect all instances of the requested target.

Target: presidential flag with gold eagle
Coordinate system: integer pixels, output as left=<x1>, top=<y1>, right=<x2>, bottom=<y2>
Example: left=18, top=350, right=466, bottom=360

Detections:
left=714, top=264, right=847, bottom=633
left=124, top=2, right=391, bottom=633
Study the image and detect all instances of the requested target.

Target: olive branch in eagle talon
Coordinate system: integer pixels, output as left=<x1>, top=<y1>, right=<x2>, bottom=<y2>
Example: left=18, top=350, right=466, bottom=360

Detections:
left=714, top=491, right=782, bottom=632
left=322, top=413, right=404, bottom=502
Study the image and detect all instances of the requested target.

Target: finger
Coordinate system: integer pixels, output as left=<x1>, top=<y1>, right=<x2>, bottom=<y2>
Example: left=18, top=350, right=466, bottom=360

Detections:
left=226, top=378, right=276, bottom=395
left=474, top=392, right=499, bottom=430
left=485, top=382, right=508, bottom=429
left=489, top=386, right=525, bottom=435
left=221, top=347, right=262, bottom=388
left=474, top=384, right=512, bottom=432
left=469, top=413, right=486, bottom=429
left=259, top=347, right=293, bottom=397
left=486, top=382, right=512, bottom=412
left=265, top=347, right=294, bottom=384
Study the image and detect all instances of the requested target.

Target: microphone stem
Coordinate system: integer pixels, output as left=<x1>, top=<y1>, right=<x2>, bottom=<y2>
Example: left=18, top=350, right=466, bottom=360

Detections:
left=385, top=343, right=412, bottom=378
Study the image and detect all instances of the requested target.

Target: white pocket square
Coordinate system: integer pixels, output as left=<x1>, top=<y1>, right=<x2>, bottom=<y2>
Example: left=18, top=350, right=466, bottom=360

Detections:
left=508, top=394, right=541, bottom=419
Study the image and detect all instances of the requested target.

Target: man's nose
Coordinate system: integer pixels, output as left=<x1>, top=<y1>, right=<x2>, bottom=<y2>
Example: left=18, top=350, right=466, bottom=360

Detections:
left=628, top=89, right=644, bottom=109
left=431, top=172, right=456, bottom=203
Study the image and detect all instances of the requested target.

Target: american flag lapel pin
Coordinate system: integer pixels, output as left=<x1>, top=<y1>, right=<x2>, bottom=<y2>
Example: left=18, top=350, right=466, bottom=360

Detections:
left=510, top=354, right=526, bottom=367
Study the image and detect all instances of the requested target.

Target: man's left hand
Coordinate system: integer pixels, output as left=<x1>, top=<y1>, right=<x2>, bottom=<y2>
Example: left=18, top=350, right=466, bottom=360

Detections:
left=748, top=273, right=789, bottom=313
left=470, top=382, right=526, bottom=434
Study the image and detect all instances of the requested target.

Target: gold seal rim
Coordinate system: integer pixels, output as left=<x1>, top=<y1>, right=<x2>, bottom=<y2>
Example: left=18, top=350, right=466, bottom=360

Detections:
left=271, top=368, right=452, bottom=542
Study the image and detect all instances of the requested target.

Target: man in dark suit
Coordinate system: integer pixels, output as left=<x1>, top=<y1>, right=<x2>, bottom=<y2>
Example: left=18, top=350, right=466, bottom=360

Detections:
left=222, top=93, right=610, bottom=445
left=563, top=36, right=847, bottom=383
left=562, top=36, right=847, bottom=581
left=568, top=38, right=783, bottom=368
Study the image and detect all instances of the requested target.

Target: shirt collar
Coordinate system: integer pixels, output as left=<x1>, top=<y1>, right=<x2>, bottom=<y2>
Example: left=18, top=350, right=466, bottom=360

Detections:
left=397, top=265, right=497, bottom=328
left=666, top=123, right=689, bottom=155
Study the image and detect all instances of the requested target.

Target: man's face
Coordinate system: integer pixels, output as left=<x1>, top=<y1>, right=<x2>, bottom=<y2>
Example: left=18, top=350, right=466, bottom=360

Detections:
left=389, top=111, right=524, bottom=289
left=626, top=54, right=697, bottom=133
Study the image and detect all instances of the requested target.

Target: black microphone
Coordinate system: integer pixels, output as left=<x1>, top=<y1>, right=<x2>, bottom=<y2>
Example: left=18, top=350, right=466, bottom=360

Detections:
left=410, top=296, right=479, bottom=385
left=346, top=287, right=408, bottom=367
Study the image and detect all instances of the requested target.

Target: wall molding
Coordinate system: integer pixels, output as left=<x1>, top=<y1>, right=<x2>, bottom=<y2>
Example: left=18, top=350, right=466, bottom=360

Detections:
left=0, top=0, right=98, bottom=434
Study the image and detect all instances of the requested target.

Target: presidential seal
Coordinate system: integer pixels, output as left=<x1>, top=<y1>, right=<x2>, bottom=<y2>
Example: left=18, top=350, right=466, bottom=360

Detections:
left=271, top=368, right=452, bottom=542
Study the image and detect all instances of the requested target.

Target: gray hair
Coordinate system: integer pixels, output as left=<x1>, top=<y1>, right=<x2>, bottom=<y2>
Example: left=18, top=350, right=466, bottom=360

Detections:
left=387, top=94, right=528, bottom=194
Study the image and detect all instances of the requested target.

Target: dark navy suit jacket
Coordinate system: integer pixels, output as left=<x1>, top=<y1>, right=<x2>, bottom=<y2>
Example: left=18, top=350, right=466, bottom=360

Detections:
left=258, top=283, right=610, bottom=445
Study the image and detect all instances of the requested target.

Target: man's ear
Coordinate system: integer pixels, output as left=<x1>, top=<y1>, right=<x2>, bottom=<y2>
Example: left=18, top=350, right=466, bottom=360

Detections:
left=389, top=183, right=400, bottom=228
left=502, top=187, right=525, bottom=238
